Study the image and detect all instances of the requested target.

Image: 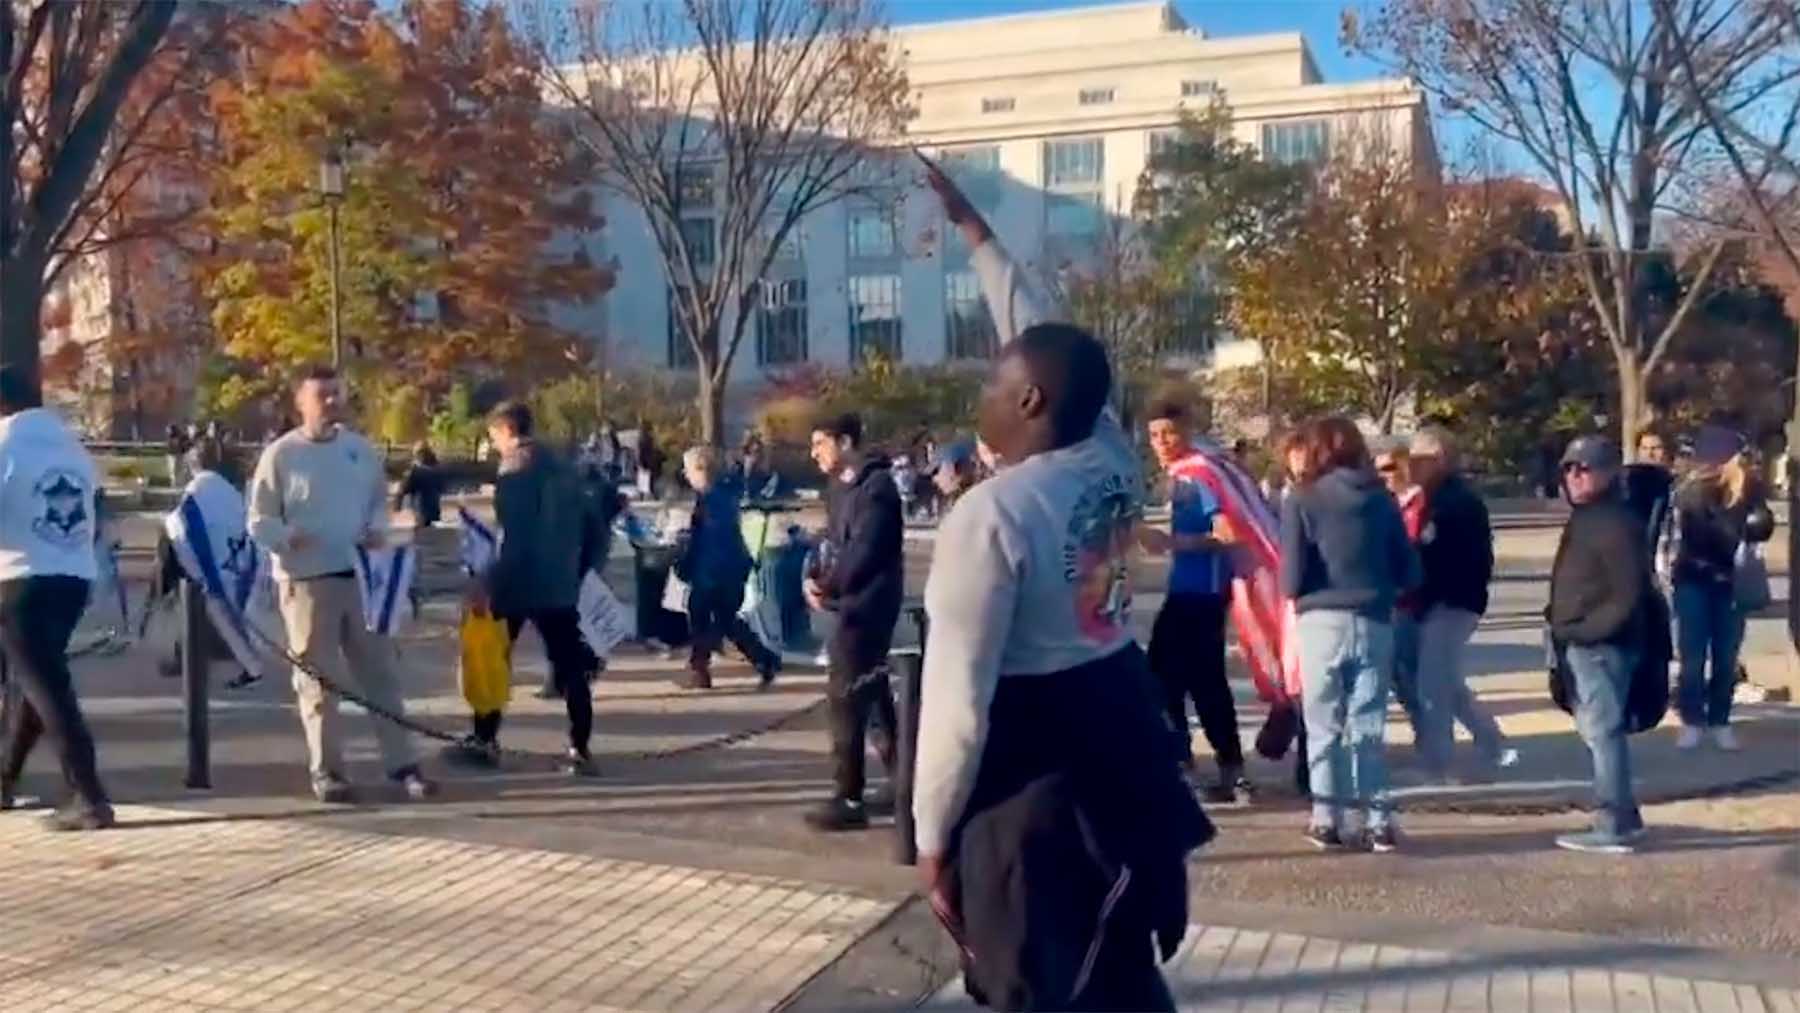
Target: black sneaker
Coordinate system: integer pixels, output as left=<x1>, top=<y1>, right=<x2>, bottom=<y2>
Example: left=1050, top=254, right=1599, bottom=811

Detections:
left=43, top=803, right=115, bottom=832
left=865, top=784, right=896, bottom=816
left=223, top=670, right=262, bottom=691
left=1304, top=825, right=1345, bottom=851
left=803, top=798, right=870, bottom=832
left=390, top=766, right=437, bottom=801
left=1365, top=825, right=1399, bottom=853
left=0, top=780, right=14, bottom=812
left=1200, top=781, right=1239, bottom=804
left=440, top=740, right=499, bottom=769
left=562, top=749, right=599, bottom=778
left=312, top=772, right=354, bottom=805
left=756, top=655, right=781, bottom=690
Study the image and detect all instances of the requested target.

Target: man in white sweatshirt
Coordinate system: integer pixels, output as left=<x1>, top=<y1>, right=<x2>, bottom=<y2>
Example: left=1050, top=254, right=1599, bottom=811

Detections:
left=0, top=365, right=115, bottom=830
left=910, top=166, right=1208, bottom=1010
left=248, top=365, right=434, bottom=804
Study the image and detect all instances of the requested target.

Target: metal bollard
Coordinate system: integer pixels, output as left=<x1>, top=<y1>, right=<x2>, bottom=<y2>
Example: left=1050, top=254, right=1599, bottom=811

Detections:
left=891, top=604, right=929, bottom=866
left=180, top=579, right=210, bottom=789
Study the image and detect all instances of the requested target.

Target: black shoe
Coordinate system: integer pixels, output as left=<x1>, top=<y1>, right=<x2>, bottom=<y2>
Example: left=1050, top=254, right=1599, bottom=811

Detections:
left=676, top=669, right=713, bottom=691
left=1364, top=825, right=1399, bottom=853
left=1200, top=781, right=1239, bottom=804
left=756, top=655, right=781, bottom=690
left=562, top=748, right=599, bottom=778
left=441, top=741, right=499, bottom=769
left=0, top=780, right=14, bottom=812
left=803, top=797, right=870, bottom=832
left=1304, top=825, right=1345, bottom=851
left=865, top=784, right=896, bottom=816
left=312, top=772, right=354, bottom=805
left=223, top=670, right=262, bottom=691
left=43, top=803, right=115, bottom=832
left=390, top=766, right=437, bottom=801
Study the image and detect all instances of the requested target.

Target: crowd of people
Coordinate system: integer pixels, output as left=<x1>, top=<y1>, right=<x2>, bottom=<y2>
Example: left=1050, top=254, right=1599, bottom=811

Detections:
left=0, top=157, right=1787, bottom=1012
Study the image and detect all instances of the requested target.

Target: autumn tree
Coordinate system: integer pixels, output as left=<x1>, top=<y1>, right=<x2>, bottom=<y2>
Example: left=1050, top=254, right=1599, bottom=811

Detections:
left=203, top=0, right=608, bottom=415
left=1229, top=142, right=1462, bottom=433
left=0, top=1, right=218, bottom=395
left=1348, top=0, right=1794, bottom=452
left=524, top=0, right=913, bottom=445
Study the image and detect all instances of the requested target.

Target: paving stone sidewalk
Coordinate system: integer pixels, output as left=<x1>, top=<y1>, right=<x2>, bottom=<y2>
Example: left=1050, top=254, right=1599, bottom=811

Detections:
left=0, top=806, right=889, bottom=1013
left=923, top=925, right=1800, bottom=1012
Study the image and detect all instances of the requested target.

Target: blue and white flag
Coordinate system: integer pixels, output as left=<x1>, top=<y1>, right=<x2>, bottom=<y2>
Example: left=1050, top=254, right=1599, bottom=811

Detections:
left=354, top=544, right=417, bottom=636
left=165, top=471, right=279, bottom=677
left=577, top=570, right=632, bottom=656
left=458, top=505, right=498, bottom=575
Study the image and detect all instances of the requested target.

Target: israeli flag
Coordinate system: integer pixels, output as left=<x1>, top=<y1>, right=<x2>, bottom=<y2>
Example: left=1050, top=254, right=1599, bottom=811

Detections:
left=165, top=472, right=278, bottom=678
left=458, top=505, right=498, bottom=575
left=354, top=544, right=417, bottom=636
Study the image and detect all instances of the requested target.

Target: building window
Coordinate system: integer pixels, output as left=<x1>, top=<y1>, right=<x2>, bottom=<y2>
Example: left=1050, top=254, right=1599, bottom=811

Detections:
left=1261, top=119, right=1331, bottom=164
left=667, top=287, right=699, bottom=370
left=1181, top=79, right=1216, bottom=97
left=756, top=278, right=808, bottom=367
left=944, top=271, right=996, bottom=360
left=678, top=217, right=715, bottom=268
left=1078, top=87, right=1115, bottom=106
left=847, top=204, right=896, bottom=258
left=1046, top=191, right=1104, bottom=238
left=1043, top=137, right=1104, bottom=188
left=1043, top=137, right=1105, bottom=238
left=848, top=274, right=901, bottom=364
left=981, top=96, right=1015, bottom=114
left=1148, top=130, right=1179, bottom=159
left=677, top=165, right=715, bottom=208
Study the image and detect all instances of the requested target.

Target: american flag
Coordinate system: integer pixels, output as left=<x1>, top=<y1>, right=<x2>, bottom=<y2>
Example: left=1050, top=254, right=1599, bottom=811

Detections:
left=1166, top=442, right=1299, bottom=702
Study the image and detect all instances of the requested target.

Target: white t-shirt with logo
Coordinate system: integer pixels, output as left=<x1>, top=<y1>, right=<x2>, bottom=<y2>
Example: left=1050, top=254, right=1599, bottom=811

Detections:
left=0, top=408, right=99, bottom=582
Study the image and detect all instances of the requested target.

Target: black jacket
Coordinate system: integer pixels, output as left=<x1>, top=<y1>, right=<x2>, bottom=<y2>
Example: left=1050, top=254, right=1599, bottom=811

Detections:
left=1549, top=491, right=1647, bottom=645
left=1279, top=467, right=1421, bottom=618
left=821, top=457, right=904, bottom=670
left=1621, top=463, right=1673, bottom=551
left=1417, top=473, right=1493, bottom=616
left=1671, top=479, right=1773, bottom=589
left=489, top=442, right=594, bottom=614
left=949, top=645, right=1212, bottom=1011
left=395, top=463, right=445, bottom=527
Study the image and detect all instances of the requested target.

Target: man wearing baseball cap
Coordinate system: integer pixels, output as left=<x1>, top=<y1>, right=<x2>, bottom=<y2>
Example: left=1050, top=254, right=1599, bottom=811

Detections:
left=1547, top=436, right=1648, bottom=854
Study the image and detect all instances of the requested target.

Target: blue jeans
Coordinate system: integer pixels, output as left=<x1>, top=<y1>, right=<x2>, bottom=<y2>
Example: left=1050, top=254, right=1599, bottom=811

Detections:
left=1564, top=643, right=1643, bottom=838
left=1673, top=581, right=1746, bottom=727
left=1297, top=610, right=1394, bottom=831
left=1415, top=606, right=1507, bottom=776
left=1391, top=612, right=1423, bottom=732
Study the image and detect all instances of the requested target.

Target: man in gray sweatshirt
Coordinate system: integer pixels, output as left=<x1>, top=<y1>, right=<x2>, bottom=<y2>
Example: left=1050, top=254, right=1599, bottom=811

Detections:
left=911, top=164, right=1206, bottom=1011
left=249, top=365, right=434, bottom=804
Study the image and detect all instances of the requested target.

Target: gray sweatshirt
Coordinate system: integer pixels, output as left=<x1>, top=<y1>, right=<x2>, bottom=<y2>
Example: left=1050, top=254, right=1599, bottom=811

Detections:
left=912, top=239, right=1143, bottom=856
left=248, top=426, right=389, bottom=582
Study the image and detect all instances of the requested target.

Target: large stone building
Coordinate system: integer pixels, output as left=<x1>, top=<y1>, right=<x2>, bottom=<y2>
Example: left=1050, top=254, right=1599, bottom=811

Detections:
left=573, top=1, right=1435, bottom=390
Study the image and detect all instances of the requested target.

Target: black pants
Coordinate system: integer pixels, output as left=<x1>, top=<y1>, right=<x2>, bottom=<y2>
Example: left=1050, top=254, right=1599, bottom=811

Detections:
left=1069, top=931, right=1176, bottom=1013
left=474, top=607, right=594, bottom=756
left=0, top=576, right=108, bottom=808
left=826, top=633, right=898, bottom=801
left=687, top=581, right=774, bottom=671
left=1148, top=592, right=1243, bottom=771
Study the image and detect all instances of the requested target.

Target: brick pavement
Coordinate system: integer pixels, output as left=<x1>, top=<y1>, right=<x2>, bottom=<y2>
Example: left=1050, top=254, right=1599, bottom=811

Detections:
left=924, top=924, right=1800, bottom=1012
left=0, top=806, right=889, bottom=1012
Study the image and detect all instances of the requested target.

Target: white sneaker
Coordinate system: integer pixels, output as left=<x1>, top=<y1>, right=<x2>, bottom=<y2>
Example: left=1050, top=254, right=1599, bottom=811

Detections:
left=1711, top=727, right=1741, bottom=752
left=1676, top=727, right=1704, bottom=750
left=1495, top=747, right=1521, bottom=769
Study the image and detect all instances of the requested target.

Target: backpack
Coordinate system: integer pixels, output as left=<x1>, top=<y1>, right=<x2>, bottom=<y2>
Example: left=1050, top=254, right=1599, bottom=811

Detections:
left=1548, top=584, right=1672, bottom=734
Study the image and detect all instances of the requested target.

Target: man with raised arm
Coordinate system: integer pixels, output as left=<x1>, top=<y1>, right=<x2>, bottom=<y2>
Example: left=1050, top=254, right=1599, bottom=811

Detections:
left=910, top=163, right=1211, bottom=1011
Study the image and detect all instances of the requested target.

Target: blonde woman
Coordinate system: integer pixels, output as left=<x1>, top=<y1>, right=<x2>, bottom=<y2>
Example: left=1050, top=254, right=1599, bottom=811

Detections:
left=1669, top=426, right=1775, bottom=751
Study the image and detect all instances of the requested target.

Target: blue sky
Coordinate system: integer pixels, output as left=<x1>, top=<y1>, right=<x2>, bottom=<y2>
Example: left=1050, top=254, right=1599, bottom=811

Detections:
left=888, top=0, right=1388, bottom=83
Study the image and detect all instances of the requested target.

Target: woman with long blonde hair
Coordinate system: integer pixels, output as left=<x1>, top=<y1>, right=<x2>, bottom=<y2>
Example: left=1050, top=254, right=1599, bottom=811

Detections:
left=1669, top=425, right=1775, bottom=751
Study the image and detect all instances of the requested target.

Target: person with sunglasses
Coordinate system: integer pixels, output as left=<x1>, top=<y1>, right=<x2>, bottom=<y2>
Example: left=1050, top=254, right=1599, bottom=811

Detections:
left=1547, top=437, right=1649, bottom=854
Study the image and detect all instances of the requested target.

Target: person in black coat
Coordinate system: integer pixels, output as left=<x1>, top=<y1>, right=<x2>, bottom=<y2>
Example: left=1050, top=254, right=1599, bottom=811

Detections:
left=394, top=443, right=446, bottom=528
left=801, top=413, right=902, bottom=831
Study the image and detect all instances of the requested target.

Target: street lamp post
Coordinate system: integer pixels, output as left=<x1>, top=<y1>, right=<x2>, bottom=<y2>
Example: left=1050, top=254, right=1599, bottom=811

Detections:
left=319, top=154, right=346, bottom=369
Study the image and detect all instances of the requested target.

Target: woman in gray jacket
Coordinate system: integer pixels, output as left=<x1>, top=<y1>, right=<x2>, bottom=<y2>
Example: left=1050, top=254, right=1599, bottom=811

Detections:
left=1279, top=417, right=1421, bottom=854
